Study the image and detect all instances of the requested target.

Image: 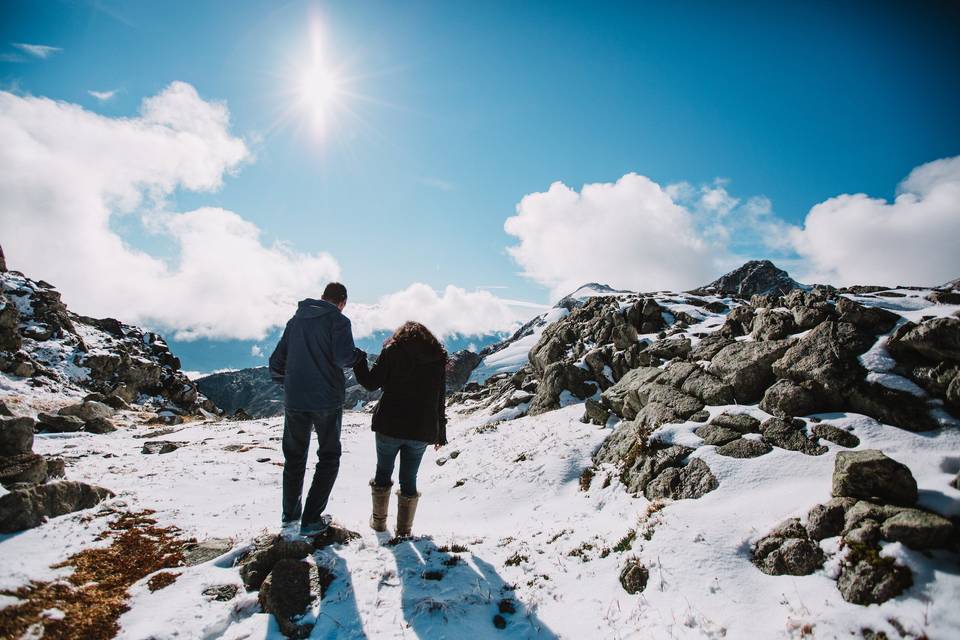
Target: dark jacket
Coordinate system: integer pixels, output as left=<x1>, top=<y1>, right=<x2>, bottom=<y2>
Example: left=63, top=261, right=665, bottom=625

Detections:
left=353, top=341, right=448, bottom=445
left=269, top=299, right=359, bottom=411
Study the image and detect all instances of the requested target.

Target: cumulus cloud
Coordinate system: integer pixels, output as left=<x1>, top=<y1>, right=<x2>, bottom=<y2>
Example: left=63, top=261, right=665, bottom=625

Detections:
left=504, top=173, right=723, bottom=299
left=0, top=82, right=342, bottom=341
left=789, top=155, right=960, bottom=286
left=11, top=43, right=61, bottom=59
left=251, top=345, right=264, bottom=358
left=88, top=89, right=117, bottom=101
left=349, top=283, right=542, bottom=340
left=698, top=182, right=739, bottom=216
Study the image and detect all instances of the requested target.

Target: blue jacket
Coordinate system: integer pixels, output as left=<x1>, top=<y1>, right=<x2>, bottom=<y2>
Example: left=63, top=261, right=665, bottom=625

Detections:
left=269, top=299, right=359, bottom=411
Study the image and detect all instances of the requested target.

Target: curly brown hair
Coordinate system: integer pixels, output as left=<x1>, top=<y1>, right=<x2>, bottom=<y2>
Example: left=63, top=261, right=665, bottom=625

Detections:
left=384, top=321, right=447, bottom=361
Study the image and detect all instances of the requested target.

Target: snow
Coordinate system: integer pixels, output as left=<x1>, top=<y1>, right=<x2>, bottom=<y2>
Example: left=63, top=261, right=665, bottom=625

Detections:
left=0, top=399, right=954, bottom=639
left=469, top=308, right=568, bottom=385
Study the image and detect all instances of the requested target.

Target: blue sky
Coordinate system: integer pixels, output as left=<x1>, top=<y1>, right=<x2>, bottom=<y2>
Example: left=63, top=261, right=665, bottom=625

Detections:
left=2, top=0, right=959, bottom=371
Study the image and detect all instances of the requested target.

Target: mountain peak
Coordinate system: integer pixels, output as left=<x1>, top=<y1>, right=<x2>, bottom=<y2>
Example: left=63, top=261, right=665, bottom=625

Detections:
left=694, top=259, right=804, bottom=298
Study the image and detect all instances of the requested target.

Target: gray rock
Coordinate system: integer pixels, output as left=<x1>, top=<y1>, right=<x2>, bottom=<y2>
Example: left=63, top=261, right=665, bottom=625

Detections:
left=680, top=368, right=735, bottom=405
left=887, top=316, right=960, bottom=362
left=720, top=305, right=755, bottom=338
left=36, top=412, right=85, bottom=433
left=141, top=441, right=183, bottom=455
left=643, top=457, right=719, bottom=500
left=694, top=424, right=741, bottom=446
left=845, top=519, right=882, bottom=546
left=880, top=509, right=954, bottom=549
left=582, top=398, right=610, bottom=425
left=759, top=379, right=823, bottom=418
left=836, top=298, right=899, bottom=335
left=806, top=497, right=856, bottom=540
left=842, top=501, right=906, bottom=535
left=845, top=382, right=939, bottom=433
left=0, top=452, right=48, bottom=487
left=688, top=335, right=734, bottom=361
left=600, top=367, right=662, bottom=418
left=752, top=518, right=824, bottom=576
left=715, top=438, right=772, bottom=458
left=656, top=361, right=698, bottom=388
left=772, top=321, right=872, bottom=405
left=46, top=457, right=65, bottom=479
left=792, top=305, right=831, bottom=330
left=760, top=417, right=826, bottom=455
left=689, top=410, right=709, bottom=422
left=183, top=538, right=235, bottom=566
left=645, top=338, right=692, bottom=361
left=0, top=481, right=114, bottom=533
left=752, top=308, right=797, bottom=341
left=59, top=400, right=115, bottom=422
left=259, top=559, right=313, bottom=638
left=837, top=546, right=912, bottom=605
left=238, top=534, right=314, bottom=591
left=0, top=416, right=35, bottom=457
left=812, top=423, right=860, bottom=448
left=709, top=339, right=793, bottom=402
left=203, top=584, right=240, bottom=601
left=644, top=384, right=704, bottom=419
left=528, top=362, right=597, bottom=416
left=619, top=558, right=649, bottom=594
left=710, top=412, right=760, bottom=434
left=633, top=401, right=682, bottom=429
left=84, top=416, right=117, bottom=434
left=832, top=450, right=918, bottom=506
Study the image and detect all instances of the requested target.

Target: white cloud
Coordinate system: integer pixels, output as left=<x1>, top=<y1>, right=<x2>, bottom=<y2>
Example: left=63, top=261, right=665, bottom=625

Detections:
left=11, top=43, right=61, bottom=59
left=348, top=283, right=540, bottom=340
left=0, top=82, right=342, bottom=341
left=699, top=183, right=739, bottom=215
left=88, top=89, right=117, bottom=101
left=251, top=344, right=264, bottom=358
left=789, top=155, right=960, bottom=286
left=504, top=173, right=723, bottom=299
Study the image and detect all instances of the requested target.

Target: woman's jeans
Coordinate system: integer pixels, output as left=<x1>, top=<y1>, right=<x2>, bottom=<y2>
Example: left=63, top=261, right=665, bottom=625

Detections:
left=374, top=433, right=428, bottom=496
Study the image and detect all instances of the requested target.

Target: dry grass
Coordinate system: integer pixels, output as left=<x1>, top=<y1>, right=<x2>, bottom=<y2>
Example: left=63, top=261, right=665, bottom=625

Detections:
left=0, top=511, right=186, bottom=640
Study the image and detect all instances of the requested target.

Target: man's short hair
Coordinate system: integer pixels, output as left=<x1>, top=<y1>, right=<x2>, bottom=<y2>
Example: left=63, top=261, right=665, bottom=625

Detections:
left=322, top=282, right=348, bottom=305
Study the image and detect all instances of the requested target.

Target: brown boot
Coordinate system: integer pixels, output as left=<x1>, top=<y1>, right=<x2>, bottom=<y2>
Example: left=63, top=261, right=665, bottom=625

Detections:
left=395, top=491, right=421, bottom=537
left=369, top=481, right=392, bottom=532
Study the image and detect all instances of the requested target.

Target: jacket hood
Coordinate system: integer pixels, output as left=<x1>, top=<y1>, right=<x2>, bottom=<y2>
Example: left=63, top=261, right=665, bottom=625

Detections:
left=295, top=298, right=339, bottom=319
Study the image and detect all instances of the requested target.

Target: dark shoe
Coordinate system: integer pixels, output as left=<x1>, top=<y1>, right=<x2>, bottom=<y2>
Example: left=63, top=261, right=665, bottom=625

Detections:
left=300, top=514, right=332, bottom=537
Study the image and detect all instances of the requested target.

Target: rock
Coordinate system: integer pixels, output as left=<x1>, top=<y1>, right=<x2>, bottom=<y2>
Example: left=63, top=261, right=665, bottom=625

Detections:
left=238, top=534, right=314, bottom=591
left=308, top=523, right=361, bottom=549
left=446, top=350, right=482, bottom=391
left=688, top=335, right=734, bottom=361
left=710, top=412, right=760, bottom=434
left=644, top=457, right=718, bottom=500
left=619, top=558, right=649, bottom=594
left=259, top=559, right=313, bottom=638
left=183, top=538, right=235, bottom=566
left=633, top=402, right=682, bottom=429
left=792, top=305, right=831, bottom=330
left=835, top=298, right=899, bottom=335
left=627, top=298, right=668, bottom=334
left=680, top=368, right=734, bottom=405
left=771, top=321, right=871, bottom=406
left=645, top=338, right=691, bottom=361
left=0, top=416, right=35, bottom=456
left=600, top=367, right=662, bottom=419
left=203, top=584, right=239, bottom=601
left=887, top=317, right=960, bottom=363
left=760, top=417, right=826, bottom=455
left=696, top=260, right=802, bottom=298
left=720, top=305, right=755, bottom=338
left=845, top=382, right=938, bottom=432
left=842, top=501, right=905, bottom=534
left=812, top=423, right=860, bottom=448
left=760, top=379, right=822, bottom=418
left=36, top=412, right=85, bottom=433
left=0, top=481, right=114, bottom=533
left=832, top=450, right=918, bottom=506
left=751, top=308, right=797, bottom=341
left=84, top=417, right=117, bottom=434
left=101, top=394, right=131, bottom=411
left=527, top=362, right=597, bottom=416
left=582, top=398, right=610, bottom=425
left=927, top=290, right=960, bottom=305
left=45, top=457, right=65, bottom=479
left=694, top=424, right=741, bottom=446
left=806, top=497, right=856, bottom=540
left=689, top=410, right=709, bottom=422
left=880, top=509, right=955, bottom=549
left=837, top=544, right=912, bottom=605
left=752, top=518, right=824, bottom=576
left=599, top=440, right=693, bottom=495
left=0, top=400, right=13, bottom=416
left=59, top=400, right=115, bottom=422
left=715, top=438, right=772, bottom=458
left=845, top=519, right=882, bottom=547
left=141, top=441, right=183, bottom=455
left=709, top=340, right=793, bottom=402
left=0, top=453, right=48, bottom=487
left=644, top=384, right=704, bottom=419
left=656, top=361, right=698, bottom=387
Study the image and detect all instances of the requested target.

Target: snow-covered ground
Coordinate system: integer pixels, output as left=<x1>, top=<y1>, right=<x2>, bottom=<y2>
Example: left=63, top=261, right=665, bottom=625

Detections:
left=3, top=398, right=959, bottom=639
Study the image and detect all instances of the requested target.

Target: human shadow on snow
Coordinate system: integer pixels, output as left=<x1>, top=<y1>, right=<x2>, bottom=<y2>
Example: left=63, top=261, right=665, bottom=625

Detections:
left=309, top=547, right=370, bottom=640
left=389, top=536, right=559, bottom=639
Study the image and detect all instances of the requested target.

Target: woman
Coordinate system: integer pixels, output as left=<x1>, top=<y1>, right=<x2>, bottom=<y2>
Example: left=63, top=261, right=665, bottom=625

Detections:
left=353, top=321, right=448, bottom=537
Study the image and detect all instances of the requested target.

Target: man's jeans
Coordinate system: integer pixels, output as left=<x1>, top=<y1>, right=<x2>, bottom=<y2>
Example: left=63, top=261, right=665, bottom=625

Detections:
left=373, top=433, right=429, bottom=497
left=282, top=407, right=342, bottom=532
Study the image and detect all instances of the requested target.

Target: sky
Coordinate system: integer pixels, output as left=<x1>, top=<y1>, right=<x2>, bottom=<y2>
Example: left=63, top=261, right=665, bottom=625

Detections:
left=1, top=0, right=959, bottom=371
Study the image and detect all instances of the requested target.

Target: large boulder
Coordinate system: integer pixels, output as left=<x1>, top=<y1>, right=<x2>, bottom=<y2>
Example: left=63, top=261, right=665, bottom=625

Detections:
left=887, top=317, right=960, bottom=363
left=0, top=453, right=48, bottom=487
left=760, top=379, right=822, bottom=418
left=643, top=457, right=718, bottom=500
left=835, top=298, right=899, bottom=335
left=36, top=412, right=85, bottom=433
left=752, top=518, right=825, bottom=576
left=58, top=400, right=115, bottom=422
left=760, top=417, right=826, bottom=456
left=805, top=497, right=856, bottom=540
left=0, top=481, right=114, bottom=533
left=708, top=340, right=793, bottom=402
left=879, top=509, right=955, bottom=550
left=645, top=338, right=691, bottom=361
left=837, top=544, right=912, bottom=605
left=680, top=368, right=734, bottom=405
left=688, top=335, right=734, bottom=361
left=710, top=412, right=760, bottom=434
left=600, top=367, right=662, bottom=419
left=771, top=321, right=870, bottom=406
left=715, top=438, right=772, bottom=458
left=694, top=424, right=741, bottom=446
left=832, top=450, right=918, bottom=506
left=719, top=305, right=755, bottom=338
left=845, top=382, right=939, bottom=433
left=751, top=308, right=797, bottom=341
left=0, top=416, right=35, bottom=457
left=527, top=362, right=597, bottom=415
left=626, top=298, right=667, bottom=334
left=238, top=534, right=314, bottom=591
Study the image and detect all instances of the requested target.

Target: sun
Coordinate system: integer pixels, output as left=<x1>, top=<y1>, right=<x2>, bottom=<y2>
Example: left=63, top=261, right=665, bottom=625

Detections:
left=296, top=57, right=343, bottom=133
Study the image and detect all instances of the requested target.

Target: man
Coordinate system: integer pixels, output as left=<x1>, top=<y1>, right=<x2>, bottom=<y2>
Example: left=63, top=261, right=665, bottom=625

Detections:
left=269, top=282, right=362, bottom=537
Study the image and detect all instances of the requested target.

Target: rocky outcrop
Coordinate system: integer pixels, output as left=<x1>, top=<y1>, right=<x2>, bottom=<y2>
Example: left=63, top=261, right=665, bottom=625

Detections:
left=446, top=350, right=482, bottom=391
left=0, top=481, right=114, bottom=533
left=708, top=340, right=792, bottom=402
left=832, top=450, right=918, bottom=506
left=692, top=260, right=804, bottom=298
left=753, top=518, right=824, bottom=576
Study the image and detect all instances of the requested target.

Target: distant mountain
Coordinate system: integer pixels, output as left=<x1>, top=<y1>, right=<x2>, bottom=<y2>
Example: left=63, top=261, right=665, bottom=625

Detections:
left=196, top=356, right=381, bottom=419
left=691, top=259, right=805, bottom=298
